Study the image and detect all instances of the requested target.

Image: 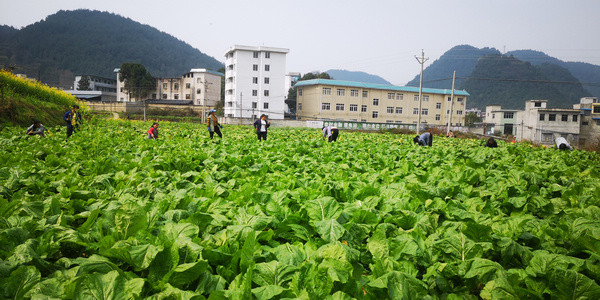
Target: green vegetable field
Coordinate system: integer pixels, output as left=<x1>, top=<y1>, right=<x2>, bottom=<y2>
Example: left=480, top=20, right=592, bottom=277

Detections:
left=1, top=119, right=600, bottom=299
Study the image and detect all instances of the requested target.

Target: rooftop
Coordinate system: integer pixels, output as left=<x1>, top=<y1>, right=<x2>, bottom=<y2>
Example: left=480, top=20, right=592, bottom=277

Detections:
left=225, top=45, right=289, bottom=56
left=294, top=79, right=470, bottom=96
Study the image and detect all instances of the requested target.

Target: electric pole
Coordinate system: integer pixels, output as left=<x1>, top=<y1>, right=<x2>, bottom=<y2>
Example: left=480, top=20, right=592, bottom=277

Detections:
left=446, top=71, right=456, bottom=135
left=415, top=49, right=428, bottom=135
left=200, top=80, right=213, bottom=123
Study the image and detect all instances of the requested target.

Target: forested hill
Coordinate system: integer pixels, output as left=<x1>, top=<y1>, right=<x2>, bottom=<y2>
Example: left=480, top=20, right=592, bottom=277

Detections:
left=506, top=50, right=600, bottom=97
left=406, top=45, right=501, bottom=89
left=461, top=54, right=591, bottom=110
left=0, top=10, right=223, bottom=88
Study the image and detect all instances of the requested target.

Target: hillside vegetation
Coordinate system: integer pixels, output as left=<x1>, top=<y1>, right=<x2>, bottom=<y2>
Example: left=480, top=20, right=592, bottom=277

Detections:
left=0, top=10, right=223, bottom=88
left=0, top=70, right=82, bottom=126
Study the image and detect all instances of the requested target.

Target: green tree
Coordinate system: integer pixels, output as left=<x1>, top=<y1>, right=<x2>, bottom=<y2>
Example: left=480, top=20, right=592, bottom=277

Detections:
left=77, top=76, right=91, bottom=90
left=285, top=72, right=331, bottom=116
left=118, top=63, right=156, bottom=101
left=465, top=112, right=482, bottom=126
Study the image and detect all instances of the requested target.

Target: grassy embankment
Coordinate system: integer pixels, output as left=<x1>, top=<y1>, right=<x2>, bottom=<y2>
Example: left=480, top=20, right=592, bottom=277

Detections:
left=0, top=70, right=84, bottom=127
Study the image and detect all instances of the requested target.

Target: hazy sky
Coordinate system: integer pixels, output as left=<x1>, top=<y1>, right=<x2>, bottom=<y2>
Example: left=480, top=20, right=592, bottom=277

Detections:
left=2, top=0, right=599, bottom=85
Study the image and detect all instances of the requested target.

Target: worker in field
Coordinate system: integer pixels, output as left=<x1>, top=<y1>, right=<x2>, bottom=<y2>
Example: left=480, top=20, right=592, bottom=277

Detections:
left=413, top=132, right=432, bottom=146
left=147, top=122, right=159, bottom=139
left=484, top=137, right=498, bottom=148
left=63, top=104, right=81, bottom=138
left=206, top=109, right=223, bottom=139
left=253, top=114, right=271, bottom=141
left=555, top=136, right=573, bottom=151
left=322, top=125, right=339, bottom=142
left=26, top=120, right=45, bottom=137
left=446, top=130, right=456, bottom=138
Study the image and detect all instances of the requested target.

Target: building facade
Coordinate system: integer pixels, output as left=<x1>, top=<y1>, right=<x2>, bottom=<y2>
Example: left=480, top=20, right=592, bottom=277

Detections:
left=69, top=75, right=117, bottom=101
left=574, top=97, right=600, bottom=146
left=294, top=79, right=469, bottom=126
left=484, top=105, right=519, bottom=135
left=115, top=68, right=222, bottom=108
left=224, top=45, right=289, bottom=120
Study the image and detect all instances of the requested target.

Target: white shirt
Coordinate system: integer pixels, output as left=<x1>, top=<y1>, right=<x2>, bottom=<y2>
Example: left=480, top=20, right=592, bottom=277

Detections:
left=260, top=120, right=267, bottom=132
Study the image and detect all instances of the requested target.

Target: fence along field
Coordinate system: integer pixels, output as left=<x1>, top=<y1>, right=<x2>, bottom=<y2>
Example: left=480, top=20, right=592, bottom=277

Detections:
left=1, top=119, right=600, bottom=299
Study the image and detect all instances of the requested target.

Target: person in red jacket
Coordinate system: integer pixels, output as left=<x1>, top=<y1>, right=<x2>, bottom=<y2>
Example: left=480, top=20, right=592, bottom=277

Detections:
left=148, top=122, right=159, bottom=139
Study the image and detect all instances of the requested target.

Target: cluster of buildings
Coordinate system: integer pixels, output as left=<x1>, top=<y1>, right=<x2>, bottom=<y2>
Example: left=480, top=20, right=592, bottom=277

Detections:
left=67, top=43, right=599, bottom=147
left=485, top=97, right=600, bottom=147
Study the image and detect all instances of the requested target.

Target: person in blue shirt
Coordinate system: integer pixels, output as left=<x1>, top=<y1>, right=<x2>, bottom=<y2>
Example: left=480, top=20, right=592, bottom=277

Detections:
left=413, top=132, right=432, bottom=146
left=63, top=105, right=81, bottom=138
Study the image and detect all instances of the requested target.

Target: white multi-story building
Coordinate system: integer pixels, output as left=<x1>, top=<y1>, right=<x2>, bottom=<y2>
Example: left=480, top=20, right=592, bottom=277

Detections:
left=68, top=75, right=117, bottom=101
left=114, top=68, right=222, bottom=108
left=224, top=45, right=289, bottom=120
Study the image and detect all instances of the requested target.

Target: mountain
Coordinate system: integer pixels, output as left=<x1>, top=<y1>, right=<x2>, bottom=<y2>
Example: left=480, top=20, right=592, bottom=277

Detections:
left=406, top=45, right=501, bottom=89
left=325, top=69, right=391, bottom=84
left=461, top=54, right=591, bottom=110
left=0, top=10, right=223, bottom=88
left=507, top=49, right=600, bottom=96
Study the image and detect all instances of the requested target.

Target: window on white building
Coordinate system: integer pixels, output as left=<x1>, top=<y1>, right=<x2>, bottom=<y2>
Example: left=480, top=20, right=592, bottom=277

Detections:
left=504, top=112, right=514, bottom=119
left=186, top=83, right=191, bottom=89
left=264, top=77, right=270, bottom=84
left=322, top=103, right=331, bottom=110
left=253, top=51, right=259, bottom=58
left=387, top=107, right=394, bottom=114
left=413, top=108, right=419, bottom=115
left=362, top=91, right=368, bottom=98
left=253, top=64, right=258, bottom=71
left=423, top=95, right=429, bottom=102
left=422, top=108, right=428, bottom=115
left=539, top=114, right=545, bottom=121
left=185, top=94, right=190, bottom=100
left=350, top=89, right=359, bottom=97
left=436, top=114, right=441, bottom=121
left=298, top=103, right=302, bottom=110
left=252, top=90, right=258, bottom=96
left=388, top=93, right=395, bottom=100
left=323, top=88, right=331, bottom=95
left=414, top=95, right=419, bottom=101
left=372, top=111, right=378, bottom=118
left=436, top=102, right=441, bottom=109
left=337, top=89, right=345, bottom=96
left=373, top=99, right=379, bottom=106
left=264, top=102, right=269, bottom=109
left=174, top=94, right=179, bottom=99
left=162, top=94, right=167, bottom=99
left=265, top=65, right=270, bottom=71
left=298, top=88, right=303, bottom=96
left=396, top=107, right=402, bottom=114
left=163, top=83, right=167, bottom=89
left=457, top=110, right=463, bottom=115
left=397, top=93, right=403, bottom=100
left=549, top=114, right=556, bottom=121
left=197, top=88, right=201, bottom=94
left=349, top=104, right=358, bottom=111
left=265, top=52, right=271, bottom=58
left=264, top=90, right=270, bottom=96
left=252, top=102, right=257, bottom=108
left=561, top=114, right=568, bottom=122
left=174, top=83, right=179, bottom=90
left=336, top=103, right=344, bottom=111
left=253, top=77, right=258, bottom=84
left=573, top=115, right=578, bottom=122
left=361, top=105, right=367, bottom=112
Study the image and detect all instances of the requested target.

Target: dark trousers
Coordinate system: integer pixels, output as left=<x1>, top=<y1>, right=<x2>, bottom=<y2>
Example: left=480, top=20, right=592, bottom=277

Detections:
left=328, top=129, right=339, bottom=142
left=428, top=134, right=433, bottom=147
left=257, top=131, right=267, bottom=141
left=66, top=124, right=74, bottom=138
left=210, top=126, right=222, bottom=139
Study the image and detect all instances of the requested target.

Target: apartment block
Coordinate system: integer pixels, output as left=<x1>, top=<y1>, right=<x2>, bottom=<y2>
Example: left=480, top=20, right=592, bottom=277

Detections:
left=224, top=45, right=289, bottom=120
left=574, top=97, right=600, bottom=146
left=294, top=79, right=468, bottom=126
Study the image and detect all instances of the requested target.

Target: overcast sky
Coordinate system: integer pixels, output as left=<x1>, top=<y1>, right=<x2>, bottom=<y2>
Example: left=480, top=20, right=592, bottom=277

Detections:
left=2, top=0, right=599, bottom=85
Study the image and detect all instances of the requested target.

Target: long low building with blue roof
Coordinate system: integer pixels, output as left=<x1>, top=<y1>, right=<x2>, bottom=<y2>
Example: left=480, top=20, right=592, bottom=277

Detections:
left=294, top=79, right=469, bottom=126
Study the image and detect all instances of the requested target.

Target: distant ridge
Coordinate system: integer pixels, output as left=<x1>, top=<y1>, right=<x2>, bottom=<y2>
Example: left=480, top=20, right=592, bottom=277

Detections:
left=325, top=69, right=391, bottom=85
left=0, top=9, right=223, bottom=88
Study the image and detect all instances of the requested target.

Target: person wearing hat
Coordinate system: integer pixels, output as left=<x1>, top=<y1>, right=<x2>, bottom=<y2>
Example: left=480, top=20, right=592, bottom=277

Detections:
left=253, top=114, right=271, bottom=141
left=206, top=109, right=222, bottom=139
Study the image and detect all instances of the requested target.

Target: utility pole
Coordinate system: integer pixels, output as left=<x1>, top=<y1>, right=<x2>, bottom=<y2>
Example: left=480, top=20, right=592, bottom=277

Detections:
left=200, top=80, right=213, bottom=123
left=446, top=71, right=456, bottom=135
left=415, top=49, right=428, bottom=135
